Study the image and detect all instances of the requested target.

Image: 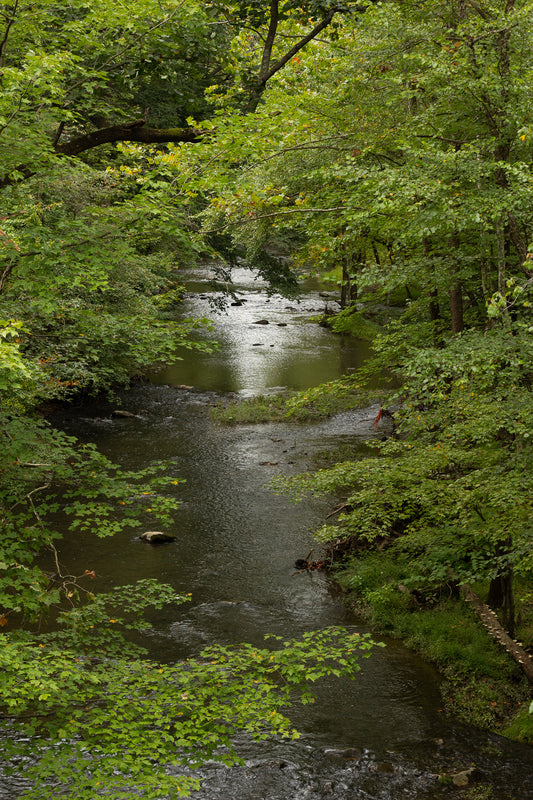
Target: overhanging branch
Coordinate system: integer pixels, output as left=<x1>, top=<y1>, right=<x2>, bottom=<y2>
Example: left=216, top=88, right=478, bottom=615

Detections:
left=0, top=121, right=203, bottom=188
left=54, top=123, right=203, bottom=157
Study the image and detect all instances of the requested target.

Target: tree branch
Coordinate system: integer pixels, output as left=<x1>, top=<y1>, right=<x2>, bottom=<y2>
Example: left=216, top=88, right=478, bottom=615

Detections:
left=0, top=2, right=377, bottom=188
left=54, top=122, right=203, bottom=157
left=0, top=122, right=203, bottom=188
left=259, top=0, right=280, bottom=82
left=0, top=0, right=18, bottom=71
left=261, top=8, right=337, bottom=85
left=246, top=7, right=337, bottom=112
left=203, top=205, right=352, bottom=234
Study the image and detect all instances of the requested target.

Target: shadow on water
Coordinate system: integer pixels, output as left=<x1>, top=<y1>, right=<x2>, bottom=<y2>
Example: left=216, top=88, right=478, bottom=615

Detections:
left=20, top=268, right=533, bottom=799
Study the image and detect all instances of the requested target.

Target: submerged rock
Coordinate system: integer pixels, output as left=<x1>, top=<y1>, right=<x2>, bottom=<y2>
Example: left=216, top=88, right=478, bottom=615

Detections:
left=324, top=748, right=364, bottom=761
left=451, top=767, right=476, bottom=787
left=439, top=766, right=477, bottom=787
left=139, top=530, right=177, bottom=544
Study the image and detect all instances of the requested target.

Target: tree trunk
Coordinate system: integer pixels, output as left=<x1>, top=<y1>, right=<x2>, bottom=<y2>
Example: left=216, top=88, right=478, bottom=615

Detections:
left=423, top=239, right=443, bottom=344
left=487, top=538, right=516, bottom=635
left=449, top=235, right=464, bottom=334
left=461, top=583, right=533, bottom=684
left=340, top=255, right=358, bottom=309
left=449, top=284, right=463, bottom=334
left=487, top=569, right=515, bottom=637
left=495, top=214, right=507, bottom=297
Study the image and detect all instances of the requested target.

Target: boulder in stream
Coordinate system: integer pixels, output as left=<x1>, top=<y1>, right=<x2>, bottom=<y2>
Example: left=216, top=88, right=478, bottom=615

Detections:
left=324, top=747, right=364, bottom=761
left=438, top=766, right=477, bottom=787
left=139, top=530, right=177, bottom=544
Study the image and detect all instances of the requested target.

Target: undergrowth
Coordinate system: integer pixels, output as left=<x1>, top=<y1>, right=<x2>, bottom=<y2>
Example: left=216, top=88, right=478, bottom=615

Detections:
left=335, top=553, right=532, bottom=736
left=210, top=382, right=381, bottom=424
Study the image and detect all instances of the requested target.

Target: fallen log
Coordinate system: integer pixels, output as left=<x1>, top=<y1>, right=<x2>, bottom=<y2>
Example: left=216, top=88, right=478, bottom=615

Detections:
left=461, top=584, right=533, bottom=684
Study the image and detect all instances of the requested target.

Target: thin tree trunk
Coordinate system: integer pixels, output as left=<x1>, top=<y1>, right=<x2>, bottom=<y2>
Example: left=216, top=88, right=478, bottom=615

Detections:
left=487, top=571, right=515, bottom=637
left=449, top=284, right=464, bottom=334
left=495, top=214, right=507, bottom=296
left=449, top=235, right=464, bottom=334
left=340, top=254, right=358, bottom=309
left=246, top=6, right=338, bottom=112
left=449, top=273, right=464, bottom=333
left=340, top=259, right=350, bottom=309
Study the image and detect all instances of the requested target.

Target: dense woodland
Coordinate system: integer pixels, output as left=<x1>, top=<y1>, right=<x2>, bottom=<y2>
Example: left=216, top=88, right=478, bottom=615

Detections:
left=1, top=0, right=533, bottom=796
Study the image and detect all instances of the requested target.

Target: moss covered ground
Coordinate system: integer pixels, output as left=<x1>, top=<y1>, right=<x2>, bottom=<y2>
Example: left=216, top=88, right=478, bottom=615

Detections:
left=335, top=553, right=533, bottom=742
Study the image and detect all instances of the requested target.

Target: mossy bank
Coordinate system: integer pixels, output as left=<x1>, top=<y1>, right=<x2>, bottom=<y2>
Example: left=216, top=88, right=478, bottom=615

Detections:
left=334, top=552, right=533, bottom=744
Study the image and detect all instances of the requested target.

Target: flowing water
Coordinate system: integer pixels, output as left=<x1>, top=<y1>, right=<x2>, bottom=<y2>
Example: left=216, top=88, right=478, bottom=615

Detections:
left=17, top=266, right=533, bottom=798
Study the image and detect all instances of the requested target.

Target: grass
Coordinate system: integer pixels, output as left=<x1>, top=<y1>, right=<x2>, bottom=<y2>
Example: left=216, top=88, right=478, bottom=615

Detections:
left=328, top=309, right=382, bottom=340
left=335, top=553, right=532, bottom=736
left=210, top=393, right=297, bottom=424
left=502, top=704, right=533, bottom=744
left=210, top=380, right=383, bottom=425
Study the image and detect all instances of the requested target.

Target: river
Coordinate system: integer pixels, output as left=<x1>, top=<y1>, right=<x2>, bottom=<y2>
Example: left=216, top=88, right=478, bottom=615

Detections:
left=36, top=266, right=533, bottom=798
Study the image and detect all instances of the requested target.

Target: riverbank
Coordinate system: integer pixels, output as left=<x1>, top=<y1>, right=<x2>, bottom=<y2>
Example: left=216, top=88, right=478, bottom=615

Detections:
left=333, top=553, right=533, bottom=744
left=211, top=389, right=533, bottom=746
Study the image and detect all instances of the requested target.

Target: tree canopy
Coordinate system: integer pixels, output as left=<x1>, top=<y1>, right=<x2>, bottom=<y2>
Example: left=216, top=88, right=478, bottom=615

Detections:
left=1, top=0, right=533, bottom=792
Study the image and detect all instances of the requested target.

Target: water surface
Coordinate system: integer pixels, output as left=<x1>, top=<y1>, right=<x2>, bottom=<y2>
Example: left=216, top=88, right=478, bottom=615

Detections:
left=43, top=267, right=533, bottom=799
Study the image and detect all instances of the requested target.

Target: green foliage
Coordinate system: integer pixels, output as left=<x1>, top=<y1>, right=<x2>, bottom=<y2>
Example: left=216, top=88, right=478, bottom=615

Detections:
left=0, top=388, right=382, bottom=798
left=1, top=0, right=533, bottom=779
left=328, top=308, right=381, bottom=341
left=0, top=6, right=394, bottom=797
left=0, top=627, right=379, bottom=799
left=279, top=312, right=533, bottom=595
left=195, top=0, right=533, bottom=338
left=211, top=391, right=296, bottom=423
left=0, top=410, right=184, bottom=623
left=503, top=704, right=533, bottom=744
left=0, top=0, right=227, bottom=178
left=0, top=320, right=35, bottom=399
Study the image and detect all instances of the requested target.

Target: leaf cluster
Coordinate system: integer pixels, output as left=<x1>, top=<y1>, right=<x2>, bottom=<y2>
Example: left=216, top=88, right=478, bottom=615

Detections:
left=0, top=627, right=378, bottom=799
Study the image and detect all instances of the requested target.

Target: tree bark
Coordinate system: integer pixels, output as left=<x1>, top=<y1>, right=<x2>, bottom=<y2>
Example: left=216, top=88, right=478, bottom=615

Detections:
left=461, top=583, right=533, bottom=682
left=449, top=235, right=464, bottom=334
left=486, top=538, right=516, bottom=634
left=54, top=123, right=203, bottom=157
left=0, top=0, right=18, bottom=71
left=487, top=571, right=516, bottom=637
left=340, top=256, right=358, bottom=308
left=0, top=122, right=203, bottom=189
left=449, top=279, right=464, bottom=334
left=246, top=6, right=338, bottom=112
left=0, top=4, right=346, bottom=187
